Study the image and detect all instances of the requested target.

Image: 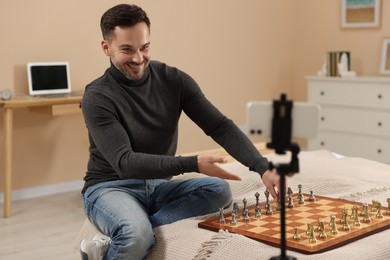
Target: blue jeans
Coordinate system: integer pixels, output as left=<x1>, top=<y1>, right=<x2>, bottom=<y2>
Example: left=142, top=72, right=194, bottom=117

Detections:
left=82, top=177, right=232, bottom=260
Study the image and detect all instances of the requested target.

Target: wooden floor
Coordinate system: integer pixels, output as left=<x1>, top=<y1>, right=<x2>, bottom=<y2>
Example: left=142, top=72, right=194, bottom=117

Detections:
left=0, top=191, right=85, bottom=260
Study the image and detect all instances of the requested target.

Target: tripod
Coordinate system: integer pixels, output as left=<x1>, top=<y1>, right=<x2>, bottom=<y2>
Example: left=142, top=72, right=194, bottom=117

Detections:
left=266, top=94, right=299, bottom=260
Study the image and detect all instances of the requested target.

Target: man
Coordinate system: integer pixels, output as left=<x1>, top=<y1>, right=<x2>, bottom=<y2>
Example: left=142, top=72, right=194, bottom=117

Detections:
left=80, top=4, right=280, bottom=260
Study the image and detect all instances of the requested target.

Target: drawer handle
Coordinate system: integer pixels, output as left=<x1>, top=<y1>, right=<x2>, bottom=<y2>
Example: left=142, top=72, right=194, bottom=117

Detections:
left=320, top=91, right=325, bottom=96
left=377, top=149, right=382, bottom=154
left=378, top=122, right=382, bottom=127
left=321, top=116, right=325, bottom=121
left=378, top=94, right=382, bottom=99
left=320, top=141, right=325, bottom=146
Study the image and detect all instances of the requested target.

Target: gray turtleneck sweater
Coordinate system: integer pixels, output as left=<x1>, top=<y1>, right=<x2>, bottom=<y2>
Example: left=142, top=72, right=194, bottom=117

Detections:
left=81, top=60, right=269, bottom=193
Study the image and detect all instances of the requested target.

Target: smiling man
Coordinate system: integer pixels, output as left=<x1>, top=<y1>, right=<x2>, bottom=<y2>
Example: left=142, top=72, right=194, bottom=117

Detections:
left=80, top=4, right=279, bottom=260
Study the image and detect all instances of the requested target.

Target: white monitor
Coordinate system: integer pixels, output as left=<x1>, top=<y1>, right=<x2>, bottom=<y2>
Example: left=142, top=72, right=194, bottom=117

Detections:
left=27, top=61, right=72, bottom=96
left=247, top=101, right=320, bottom=139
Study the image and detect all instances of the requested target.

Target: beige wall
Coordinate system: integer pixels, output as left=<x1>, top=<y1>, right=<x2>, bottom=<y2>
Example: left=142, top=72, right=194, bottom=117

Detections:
left=0, top=0, right=389, bottom=192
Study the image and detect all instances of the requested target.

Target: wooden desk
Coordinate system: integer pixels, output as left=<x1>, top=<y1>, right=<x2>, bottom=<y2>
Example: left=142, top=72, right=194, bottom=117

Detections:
left=0, top=94, right=83, bottom=217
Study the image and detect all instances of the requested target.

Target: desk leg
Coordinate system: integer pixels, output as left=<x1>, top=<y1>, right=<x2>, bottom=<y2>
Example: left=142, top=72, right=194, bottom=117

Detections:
left=3, top=108, right=13, bottom=218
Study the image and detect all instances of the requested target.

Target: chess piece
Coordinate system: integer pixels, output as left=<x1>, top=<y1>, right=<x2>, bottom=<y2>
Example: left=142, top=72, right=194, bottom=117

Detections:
left=309, top=190, right=316, bottom=202
left=371, top=200, right=379, bottom=212
left=254, top=192, right=260, bottom=208
left=243, top=208, right=251, bottom=221
left=329, top=214, right=336, bottom=227
left=298, top=193, right=305, bottom=205
left=342, top=211, right=351, bottom=231
left=264, top=190, right=270, bottom=209
left=219, top=207, right=225, bottom=223
left=305, top=223, right=311, bottom=235
left=287, top=195, right=295, bottom=208
left=353, top=207, right=361, bottom=227
left=266, top=203, right=273, bottom=215
left=360, top=203, right=367, bottom=217
left=230, top=213, right=237, bottom=225
left=350, top=205, right=357, bottom=220
left=233, top=202, right=239, bottom=219
left=242, top=198, right=248, bottom=217
left=340, top=208, right=347, bottom=224
left=287, top=187, right=293, bottom=197
left=363, top=205, right=372, bottom=223
left=298, top=184, right=302, bottom=195
left=317, top=218, right=324, bottom=231
left=255, top=205, right=262, bottom=218
left=276, top=201, right=282, bottom=211
left=308, top=224, right=317, bottom=243
left=376, top=202, right=384, bottom=219
left=293, top=227, right=301, bottom=241
left=330, top=218, right=339, bottom=235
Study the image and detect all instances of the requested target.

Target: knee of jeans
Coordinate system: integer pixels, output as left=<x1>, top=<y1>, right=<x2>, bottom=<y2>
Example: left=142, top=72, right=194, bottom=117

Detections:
left=111, top=221, right=155, bottom=257
left=209, top=178, right=232, bottom=207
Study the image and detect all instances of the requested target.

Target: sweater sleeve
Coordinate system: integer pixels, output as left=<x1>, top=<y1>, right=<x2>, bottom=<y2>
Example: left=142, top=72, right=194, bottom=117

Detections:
left=181, top=75, right=270, bottom=177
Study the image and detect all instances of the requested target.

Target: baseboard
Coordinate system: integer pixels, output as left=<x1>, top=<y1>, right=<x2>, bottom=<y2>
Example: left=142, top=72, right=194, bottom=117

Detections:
left=0, top=180, right=84, bottom=204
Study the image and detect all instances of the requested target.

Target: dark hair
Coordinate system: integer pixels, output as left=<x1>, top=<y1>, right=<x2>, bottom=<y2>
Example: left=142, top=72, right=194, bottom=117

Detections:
left=100, top=4, right=151, bottom=41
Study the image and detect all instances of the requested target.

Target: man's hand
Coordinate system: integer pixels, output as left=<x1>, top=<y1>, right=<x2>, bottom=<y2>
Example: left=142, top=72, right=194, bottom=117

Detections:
left=197, top=155, right=241, bottom=180
left=261, top=169, right=283, bottom=201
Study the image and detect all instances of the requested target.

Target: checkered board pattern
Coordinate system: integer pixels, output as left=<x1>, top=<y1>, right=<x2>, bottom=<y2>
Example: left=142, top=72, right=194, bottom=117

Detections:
left=198, top=194, right=390, bottom=254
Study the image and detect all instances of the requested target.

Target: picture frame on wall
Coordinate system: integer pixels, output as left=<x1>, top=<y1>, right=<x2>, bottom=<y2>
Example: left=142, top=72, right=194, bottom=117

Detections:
left=341, top=0, right=380, bottom=28
left=380, top=38, right=390, bottom=75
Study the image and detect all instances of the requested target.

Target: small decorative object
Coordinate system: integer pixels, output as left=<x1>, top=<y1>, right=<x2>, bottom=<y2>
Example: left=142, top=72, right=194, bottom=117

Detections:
left=341, top=0, right=380, bottom=28
left=380, top=38, right=390, bottom=75
left=338, top=53, right=356, bottom=77
left=317, top=54, right=328, bottom=76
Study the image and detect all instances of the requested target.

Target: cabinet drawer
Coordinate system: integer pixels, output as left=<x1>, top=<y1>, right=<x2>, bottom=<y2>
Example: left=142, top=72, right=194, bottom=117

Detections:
left=308, top=132, right=390, bottom=164
left=308, top=81, right=390, bottom=109
left=319, top=107, right=390, bottom=137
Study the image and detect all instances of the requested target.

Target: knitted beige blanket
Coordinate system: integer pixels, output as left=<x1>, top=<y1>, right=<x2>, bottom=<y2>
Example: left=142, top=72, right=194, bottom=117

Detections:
left=75, top=150, right=390, bottom=259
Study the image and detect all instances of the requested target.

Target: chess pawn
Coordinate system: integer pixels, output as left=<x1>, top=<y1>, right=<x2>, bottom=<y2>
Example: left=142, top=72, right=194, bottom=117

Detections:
left=230, top=213, right=237, bottom=225
left=330, top=219, right=339, bottom=235
left=298, top=193, right=305, bottom=205
left=350, top=205, right=357, bottom=220
left=243, top=208, right=251, bottom=222
left=266, top=203, right=273, bottom=215
left=287, top=195, right=295, bottom=208
left=293, top=227, right=301, bottom=241
left=360, top=203, right=367, bottom=217
left=305, top=223, right=311, bottom=235
left=308, top=224, right=317, bottom=243
left=219, top=208, right=225, bottom=223
left=309, top=190, right=316, bottom=202
left=255, top=205, right=262, bottom=218
left=353, top=209, right=361, bottom=227
left=362, top=205, right=372, bottom=223
left=233, top=202, right=239, bottom=219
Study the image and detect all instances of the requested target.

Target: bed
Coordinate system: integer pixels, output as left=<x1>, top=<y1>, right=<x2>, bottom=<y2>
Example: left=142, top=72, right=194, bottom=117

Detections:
left=74, top=149, right=390, bottom=259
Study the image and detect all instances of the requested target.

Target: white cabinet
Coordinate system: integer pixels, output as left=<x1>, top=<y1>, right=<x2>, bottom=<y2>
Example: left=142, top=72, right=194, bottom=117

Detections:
left=307, top=76, right=390, bottom=164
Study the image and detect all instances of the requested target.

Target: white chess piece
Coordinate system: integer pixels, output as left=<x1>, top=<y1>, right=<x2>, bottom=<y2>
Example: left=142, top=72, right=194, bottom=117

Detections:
left=338, top=53, right=356, bottom=77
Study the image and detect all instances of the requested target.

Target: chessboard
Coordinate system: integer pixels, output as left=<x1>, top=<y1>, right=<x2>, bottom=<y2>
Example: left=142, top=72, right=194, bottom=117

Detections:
left=198, top=192, right=390, bottom=254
